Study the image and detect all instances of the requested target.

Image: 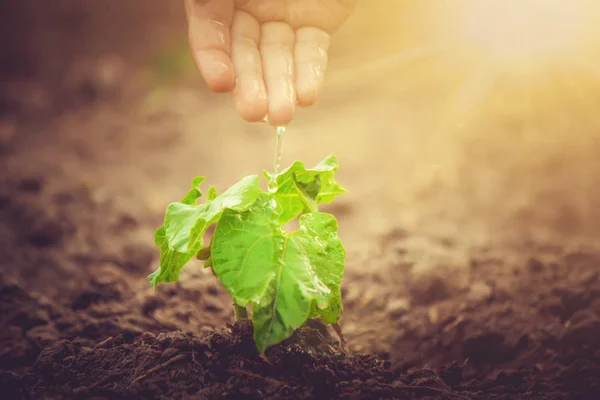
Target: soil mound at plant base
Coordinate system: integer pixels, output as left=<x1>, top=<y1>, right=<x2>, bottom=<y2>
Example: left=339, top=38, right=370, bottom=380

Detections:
left=0, top=318, right=454, bottom=400
left=2, top=314, right=597, bottom=400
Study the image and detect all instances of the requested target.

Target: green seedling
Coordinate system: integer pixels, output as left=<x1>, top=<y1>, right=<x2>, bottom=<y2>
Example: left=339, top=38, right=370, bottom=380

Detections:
left=149, top=155, right=347, bottom=352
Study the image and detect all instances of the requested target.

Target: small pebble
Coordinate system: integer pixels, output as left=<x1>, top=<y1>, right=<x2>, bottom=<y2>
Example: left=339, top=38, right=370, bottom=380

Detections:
left=359, top=290, right=376, bottom=309
left=428, top=307, right=440, bottom=324
left=161, top=347, right=180, bottom=360
left=141, top=332, right=156, bottom=345
left=386, top=298, right=411, bottom=318
left=468, top=282, right=493, bottom=304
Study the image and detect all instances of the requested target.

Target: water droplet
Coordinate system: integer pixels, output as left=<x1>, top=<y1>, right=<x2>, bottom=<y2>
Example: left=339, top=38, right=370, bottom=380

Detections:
left=314, top=237, right=325, bottom=248
left=268, top=126, right=286, bottom=193
left=268, top=179, right=278, bottom=193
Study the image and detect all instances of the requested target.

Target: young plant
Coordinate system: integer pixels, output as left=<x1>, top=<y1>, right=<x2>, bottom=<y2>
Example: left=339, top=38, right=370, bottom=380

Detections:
left=149, top=155, right=347, bottom=352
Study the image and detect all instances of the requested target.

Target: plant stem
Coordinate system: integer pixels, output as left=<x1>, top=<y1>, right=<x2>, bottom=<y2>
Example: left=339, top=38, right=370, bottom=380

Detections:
left=233, top=304, right=248, bottom=319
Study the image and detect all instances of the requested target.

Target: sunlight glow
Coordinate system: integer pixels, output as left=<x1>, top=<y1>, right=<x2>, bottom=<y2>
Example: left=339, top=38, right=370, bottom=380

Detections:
left=456, top=0, right=590, bottom=61
left=341, top=0, right=600, bottom=128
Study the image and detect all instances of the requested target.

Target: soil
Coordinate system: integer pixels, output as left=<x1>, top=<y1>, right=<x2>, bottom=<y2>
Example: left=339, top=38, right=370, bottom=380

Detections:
left=1, top=1, right=600, bottom=399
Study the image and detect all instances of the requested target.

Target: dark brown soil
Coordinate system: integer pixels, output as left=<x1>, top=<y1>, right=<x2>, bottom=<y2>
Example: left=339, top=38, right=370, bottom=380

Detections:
left=2, top=1, right=600, bottom=399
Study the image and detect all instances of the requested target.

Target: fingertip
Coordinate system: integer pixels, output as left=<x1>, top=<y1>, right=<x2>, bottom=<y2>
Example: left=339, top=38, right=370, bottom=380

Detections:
left=203, top=62, right=235, bottom=93
left=294, top=27, right=330, bottom=108
left=234, top=92, right=269, bottom=122
left=194, top=50, right=236, bottom=93
left=239, top=109, right=268, bottom=123
left=296, top=65, right=323, bottom=107
left=207, top=70, right=235, bottom=93
left=259, top=22, right=296, bottom=127
left=267, top=102, right=295, bottom=126
left=296, top=86, right=318, bottom=107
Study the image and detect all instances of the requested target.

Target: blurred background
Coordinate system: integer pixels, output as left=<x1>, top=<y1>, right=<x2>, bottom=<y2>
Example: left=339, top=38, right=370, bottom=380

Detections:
left=2, top=0, right=600, bottom=358
left=4, top=0, right=600, bottom=242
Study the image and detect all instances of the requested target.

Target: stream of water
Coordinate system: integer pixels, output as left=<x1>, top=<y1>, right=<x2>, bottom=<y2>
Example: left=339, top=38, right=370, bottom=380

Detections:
left=268, top=126, right=286, bottom=193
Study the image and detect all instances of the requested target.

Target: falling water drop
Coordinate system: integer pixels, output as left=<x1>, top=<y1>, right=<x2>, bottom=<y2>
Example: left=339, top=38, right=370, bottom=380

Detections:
left=268, top=126, right=286, bottom=193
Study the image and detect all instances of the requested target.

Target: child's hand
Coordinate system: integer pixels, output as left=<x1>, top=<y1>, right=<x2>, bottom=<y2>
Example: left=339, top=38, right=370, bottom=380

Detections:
left=184, top=0, right=357, bottom=126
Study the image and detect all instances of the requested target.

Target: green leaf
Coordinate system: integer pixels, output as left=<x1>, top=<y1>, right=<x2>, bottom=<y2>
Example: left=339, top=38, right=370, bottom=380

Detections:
left=165, top=175, right=260, bottom=253
left=211, top=194, right=345, bottom=352
left=148, top=175, right=261, bottom=289
left=181, top=176, right=206, bottom=205
left=309, top=289, right=343, bottom=324
left=207, top=186, right=217, bottom=201
left=149, top=155, right=347, bottom=352
left=149, top=226, right=198, bottom=289
left=292, top=212, right=345, bottom=324
left=263, top=154, right=347, bottom=224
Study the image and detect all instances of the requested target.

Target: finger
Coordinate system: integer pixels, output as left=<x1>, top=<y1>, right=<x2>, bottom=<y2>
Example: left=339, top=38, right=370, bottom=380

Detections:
left=231, top=11, right=268, bottom=122
left=260, top=22, right=296, bottom=126
left=294, top=27, right=330, bottom=107
left=186, top=0, right=235, bottom=92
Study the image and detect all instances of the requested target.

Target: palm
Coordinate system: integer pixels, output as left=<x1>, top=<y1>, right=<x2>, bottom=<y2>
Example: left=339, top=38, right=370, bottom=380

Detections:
left=236, top=0, right=356, bottom=33
left=185, top=0, right=357, bottom=125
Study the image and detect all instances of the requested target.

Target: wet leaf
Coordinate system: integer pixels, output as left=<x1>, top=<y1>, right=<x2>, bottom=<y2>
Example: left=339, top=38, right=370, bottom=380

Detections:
left=150, top=155, right=347, bottom=352
left=180, top=176, right=205, bottom=205
left=263, top=154, right=347, bottom=224
left=148, top=175, right=260, bottom=289
left=212, top=194, right=345, bottom=352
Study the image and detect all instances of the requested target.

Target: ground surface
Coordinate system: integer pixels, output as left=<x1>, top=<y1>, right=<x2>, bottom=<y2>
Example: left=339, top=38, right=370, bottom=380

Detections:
left=1, top=1, right=600, bottom=399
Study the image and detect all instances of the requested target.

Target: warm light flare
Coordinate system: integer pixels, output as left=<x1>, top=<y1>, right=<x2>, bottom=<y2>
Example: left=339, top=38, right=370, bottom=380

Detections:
left=455, top=0, right=592, bottom=61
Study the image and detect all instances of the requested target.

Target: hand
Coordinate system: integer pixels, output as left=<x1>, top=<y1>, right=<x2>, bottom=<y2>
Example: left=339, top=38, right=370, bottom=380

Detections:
left=184, top=0, right=357, bottom=126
